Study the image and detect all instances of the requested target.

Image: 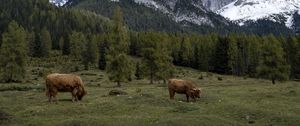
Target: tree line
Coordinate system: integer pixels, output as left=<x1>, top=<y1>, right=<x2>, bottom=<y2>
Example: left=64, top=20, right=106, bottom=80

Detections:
left=0, top=2, right=300, bottom=85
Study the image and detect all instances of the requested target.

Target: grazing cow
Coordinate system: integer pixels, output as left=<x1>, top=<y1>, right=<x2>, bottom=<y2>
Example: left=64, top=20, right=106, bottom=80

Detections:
left=45, top=73, right=87, bottom=103
left=168, top=79, right=202, bottom=102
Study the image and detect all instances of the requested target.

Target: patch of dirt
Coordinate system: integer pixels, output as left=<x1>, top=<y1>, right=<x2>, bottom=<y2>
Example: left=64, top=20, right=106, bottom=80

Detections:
left=108, top=90, right=128, bottom=96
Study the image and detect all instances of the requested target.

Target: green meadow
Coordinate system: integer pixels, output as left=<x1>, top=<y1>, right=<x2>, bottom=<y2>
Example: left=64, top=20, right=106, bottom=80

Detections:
left=0, top=68, right=299, bottom=126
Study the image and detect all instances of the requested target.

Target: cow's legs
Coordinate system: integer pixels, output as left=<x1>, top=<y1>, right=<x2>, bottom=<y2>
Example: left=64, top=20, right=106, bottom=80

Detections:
left=71, top=88, right=78, bottom=102
left=169, top=89, right=175, bottom=100
left=48, top=95, right=52, bottom=102
left=53, top=95, right=58, bottom=103
left=186, top=94, right=190, bottom=102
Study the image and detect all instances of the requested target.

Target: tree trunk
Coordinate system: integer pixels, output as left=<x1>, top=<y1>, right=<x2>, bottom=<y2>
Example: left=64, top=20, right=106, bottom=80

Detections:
left=117, top=81, right=121, bottom=87
left=84, top=64, right=89, bottom=70
left=150, top=72, right=153, bottom=84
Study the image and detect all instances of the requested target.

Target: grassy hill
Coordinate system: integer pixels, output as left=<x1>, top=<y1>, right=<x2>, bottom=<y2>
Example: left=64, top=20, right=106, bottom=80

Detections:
left=0, top=60, right=300, bottom=126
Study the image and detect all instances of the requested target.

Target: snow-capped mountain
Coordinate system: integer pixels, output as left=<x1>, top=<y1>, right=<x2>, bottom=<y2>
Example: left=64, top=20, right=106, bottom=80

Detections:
left=217, top=0, right=300, bottom=28
left=49, top=0, right=69, bottom=6
left=49, top=0, right=229, bottom=27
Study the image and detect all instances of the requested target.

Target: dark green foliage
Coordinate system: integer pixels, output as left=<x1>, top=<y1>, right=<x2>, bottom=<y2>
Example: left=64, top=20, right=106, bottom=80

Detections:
left=257, top=35, right=290, bottom=84
left=69, top=31, right=86, bottom=60
left=82, top=35, right=98, bottom=70
left=282, top=36, right=300, bottom=79
left=107, top=54, right=134, bottom=87
left=211, top=37, right=231, bottom=74
left=0, top=21, right=28, bottom=82
left=135, top=62, right=142, bottom=80
left=106, top=6, right=133, bottom=86
left=0, top=0, right=110, bottom=50
left=141, top=47, right=174, bottom=84
left=98, top=37, right=107, bottom=70
left=178, top=37, right=192, bottom=67
left=39, top=27, right=52, bottom=57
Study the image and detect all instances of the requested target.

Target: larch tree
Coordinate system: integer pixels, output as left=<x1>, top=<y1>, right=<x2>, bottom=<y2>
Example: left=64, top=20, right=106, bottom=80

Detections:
left=40, top=27, right=52, bottom=57
left=82, top=35, right=98, bottom=70
left=69, top=31, right=86, bottom=60
left=106, top=5, right=134, bottom=86
left=0, top=21, right=28, bottom=82
left=257, top=34, right=290, bottom=84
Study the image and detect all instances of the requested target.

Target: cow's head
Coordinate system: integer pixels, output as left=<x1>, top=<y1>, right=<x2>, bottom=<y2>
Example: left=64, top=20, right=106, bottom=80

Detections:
left=77, top=87, right=87, bottom=101
left=192, top=88, right=202, bottom=98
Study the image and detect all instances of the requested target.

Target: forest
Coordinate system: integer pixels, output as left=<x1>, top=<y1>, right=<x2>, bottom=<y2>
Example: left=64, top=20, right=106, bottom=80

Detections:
left=0, top=0, right=300, bottom=85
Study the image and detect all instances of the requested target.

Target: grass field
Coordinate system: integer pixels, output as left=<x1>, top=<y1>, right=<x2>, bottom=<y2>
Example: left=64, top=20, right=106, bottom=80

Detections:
left=0, top=67, right=300, bottom=126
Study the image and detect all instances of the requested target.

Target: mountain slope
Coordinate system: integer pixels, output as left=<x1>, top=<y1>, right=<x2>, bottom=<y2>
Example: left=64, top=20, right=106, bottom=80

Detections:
left=68, top=0, right=238, bottom=34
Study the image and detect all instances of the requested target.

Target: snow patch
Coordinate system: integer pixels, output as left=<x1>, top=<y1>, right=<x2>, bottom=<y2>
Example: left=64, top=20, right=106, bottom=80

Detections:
left=218, top=0, right=300, bottom=28
left=49, top=0, right=68, bottom=6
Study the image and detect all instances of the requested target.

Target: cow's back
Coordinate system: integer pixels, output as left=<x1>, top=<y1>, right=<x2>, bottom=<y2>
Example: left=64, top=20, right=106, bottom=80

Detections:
left=168, top=79, right=189, bottom=94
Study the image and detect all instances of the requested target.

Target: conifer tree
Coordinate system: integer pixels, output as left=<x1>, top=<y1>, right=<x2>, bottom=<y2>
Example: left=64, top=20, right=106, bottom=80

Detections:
left=106, top=5, right=133, bottom=86
left=107, top=54, right=134, bottom=87
left=69, top=31, right=86, bottom=60
left=212, top=37, right=230, bottom=74
left=178, top=36, right=192, bottom=67
left=283, top=36, right=299, bottom=78
left=0, top=21, right=28, bottom=82
left=135, top=62, right=142, bottom=80
left=40, top=27, right=52, bottom=57
left=257, top=34, right=290, bottom=84
left=82, top=36, right=98, bottom=70
left=98, top=40, right=107, bottom=70
left=142, top=47, right=174, bottom=84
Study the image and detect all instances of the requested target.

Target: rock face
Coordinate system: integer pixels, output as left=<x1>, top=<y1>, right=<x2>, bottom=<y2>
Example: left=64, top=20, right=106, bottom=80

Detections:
left=201, top=0, right=235, bottom=12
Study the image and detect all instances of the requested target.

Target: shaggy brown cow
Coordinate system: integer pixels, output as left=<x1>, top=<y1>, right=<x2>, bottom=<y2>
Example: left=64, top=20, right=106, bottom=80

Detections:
left=45, top=73, right=87, bottom=103
left=168, top=79, right=202, bottom=102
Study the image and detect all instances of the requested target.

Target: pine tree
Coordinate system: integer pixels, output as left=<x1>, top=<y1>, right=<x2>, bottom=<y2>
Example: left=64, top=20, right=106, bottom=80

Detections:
left=82, top=35, right=98, bottom=70
left=107, top=54, right=134, bottom=87
left=257, top=34, right=290, bottom=84
left=283, top=36, right=299, bottom=78
left=212, top=37, right=230, bottom=74
left=135, top=62, right=142, bottom=80
left=178, top=36, right=192, bottom=67
left=227, top=34, right=238, bottom=75
left=142, top=47, right=174, bottom=84
left=0, top=21, right=28, bottom=82
left=58, top=37, right=64, bottom=53
left=40, top=27, right=52, bottom=57
left=98, top=38, right=107, bottom=70
left=106, top=5, right=133, bottom=86
left=69, top=31, right=86, bottom=60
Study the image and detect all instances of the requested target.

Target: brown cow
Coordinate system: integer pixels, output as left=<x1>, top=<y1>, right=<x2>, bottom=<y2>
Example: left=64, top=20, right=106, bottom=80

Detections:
left=168, top=79, right=202, bottom=102
left=45, top=73, right=87, bottom=103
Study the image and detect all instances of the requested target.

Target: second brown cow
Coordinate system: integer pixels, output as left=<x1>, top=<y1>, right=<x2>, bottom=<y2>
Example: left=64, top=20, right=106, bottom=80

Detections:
left=45, top=73, right=87, bottom=103
left=168, top=79, right=202, bottom=102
